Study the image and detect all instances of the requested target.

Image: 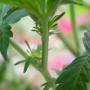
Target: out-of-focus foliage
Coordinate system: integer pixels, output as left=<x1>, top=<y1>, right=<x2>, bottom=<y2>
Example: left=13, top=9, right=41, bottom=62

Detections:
left=0, top=61, right=32, bottom=90
left=0, top=0, right=83, bottom=20
left=0, top=62, right=6, bottom=82
left=0, top=4, right=28, bottom=60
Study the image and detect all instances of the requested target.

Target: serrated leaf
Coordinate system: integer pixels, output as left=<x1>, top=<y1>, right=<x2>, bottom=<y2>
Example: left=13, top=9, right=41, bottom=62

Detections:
left=56, top=55, right=90, bottom=90
left=83, top=30, right=90, bottom=53
left=0, top=24, right=13, bottom=59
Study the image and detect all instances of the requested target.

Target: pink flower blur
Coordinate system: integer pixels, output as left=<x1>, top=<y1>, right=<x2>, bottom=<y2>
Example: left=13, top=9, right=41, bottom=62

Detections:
left=57, top=12, right=90, bottom=35
left=48, top=56, right=64, bottom=71
left=22, top=32, right=41, bottom=45
left=48, top=50, right=75, bottom=74
left=57, top=17, right=72, bottom=34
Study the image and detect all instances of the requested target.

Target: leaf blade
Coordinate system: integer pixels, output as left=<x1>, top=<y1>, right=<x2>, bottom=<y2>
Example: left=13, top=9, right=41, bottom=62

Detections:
left=56, top=55, right=90, bottom=90
left=0, top=24, right=13, bottom=60
left=24, top=57, right=32, bottom=73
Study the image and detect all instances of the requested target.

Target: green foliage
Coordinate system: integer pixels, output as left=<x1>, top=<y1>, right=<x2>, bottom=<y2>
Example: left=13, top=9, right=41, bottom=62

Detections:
left=0, top=0, right=89, bottom=90
left=42, top=80, right=55, bottom=90
left=0, top=0, right=83, bottom=37
left=14, top=60, right=25, bottom=66
left=4, top=8, right=28, bottom=24
left=56, top=55, right=90, bottom=90
left=0, top=62, right=7, bottom=82
left=0, top=0, right=82, bottom=19
left=47, top=0, right=60, bottom=18
left=48, top=12, right=65, bottom=29
left=43, top=83, right=51, bottom=90
left=24, top=57, right=32, bottom=73
left=0, top=61, right=32, bottom=90
left=7, top=77, right=31, bottom=90
left=83, top=30, right=90, bottom=53
left=15, top=44, right=42, bottom=73
left=1, top=5, right=28, bottom=24
left=0, top=24, right=12, bottom=59
left=0, top=4, right=28, bottom=60
left=60, top=0, right=83, bottom=5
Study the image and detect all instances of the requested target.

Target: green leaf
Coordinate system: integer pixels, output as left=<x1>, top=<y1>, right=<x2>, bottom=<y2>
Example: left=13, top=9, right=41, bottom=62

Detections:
left=56, top=55, right=90, bottom=90
left=51, top=12, right=65, bottom=23
left=60, top=0, right=83, bottom=5
left=0, top=0, right=19, bottom=5
left=24, top=57, right=32, bottom=73
left=0, top=0, right=41, bottom=19
left=43, top=85, right=50, bottom=90
left=47, top=0, right=60, bottom=18
left=0, top=0, right=83, bottom=20
left=25, top=40, right=32, bottom=54
left=46, top=0, right=83, bottom=18
left=32, top=45, right=42, bottom=58
left=83, top=30, right=90, bottom=53
left=49, top=12, right=65, bottom=29
left=0, top=4, right=27, bottom=23
left=14, top=60, right=25, bottom=66
left=0, top=4, right=11, bottom=24
left=0, top=23, right=13, bottom=59
left=0, top=4, right=28, bottom=60
left=42, top=82, right=51, bottom=90
left=0, top=4, right=28, bottom=24
left=4, top=8, right=28, bottom=24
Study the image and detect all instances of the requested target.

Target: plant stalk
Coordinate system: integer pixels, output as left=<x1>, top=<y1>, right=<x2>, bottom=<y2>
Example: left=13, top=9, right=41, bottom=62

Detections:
left=10, top=39, right=29, bottom=59
left=41, top=17, right=52, bottom=80
left=69, top=5, right=81, bottom=55
left=42, top=19, right=49, bottom=70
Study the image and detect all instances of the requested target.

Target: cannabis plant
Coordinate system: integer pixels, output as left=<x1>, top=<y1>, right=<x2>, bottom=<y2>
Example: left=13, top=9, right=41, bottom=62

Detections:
left=0, top=0, right=90, bottom=90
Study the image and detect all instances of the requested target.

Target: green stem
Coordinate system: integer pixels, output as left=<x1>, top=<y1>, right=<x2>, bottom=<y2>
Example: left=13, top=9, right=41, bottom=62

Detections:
left=69, top=5, right=81, bottom=55
left=42, top=19, right=49, bottom=70
left=41, top=17, right=52, bottom=80
left=10, top=39, right=28, bottom=59
left=57, top=33, right=77, bottom=57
